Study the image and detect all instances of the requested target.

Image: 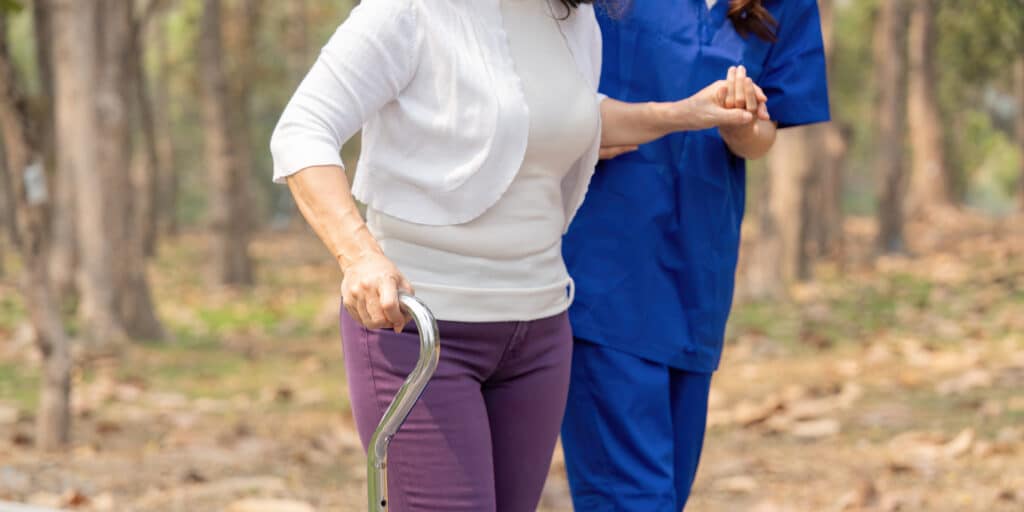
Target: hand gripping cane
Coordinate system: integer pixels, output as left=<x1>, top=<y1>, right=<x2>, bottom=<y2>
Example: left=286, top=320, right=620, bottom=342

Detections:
left=366, top=293, right=441, bottom=511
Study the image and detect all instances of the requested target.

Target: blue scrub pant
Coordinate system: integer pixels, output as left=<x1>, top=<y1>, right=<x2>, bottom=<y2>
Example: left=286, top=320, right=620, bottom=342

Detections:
left=561, top=339, right=712, bottom=511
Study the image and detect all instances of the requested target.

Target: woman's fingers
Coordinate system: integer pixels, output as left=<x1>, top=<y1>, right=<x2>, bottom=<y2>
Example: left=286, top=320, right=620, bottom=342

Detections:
left=341, top=254, right=411, bottom=331
left=377, top=277, right=407, bottom=332
left=734, top=66, right=748, bottom=110
left=716, top=106, right=754, bottom=126
left=725, top=66, right=737, bottom=109
left=758, top=102, right=771, bottom=121
left=744, top=78, right=758, bottom=115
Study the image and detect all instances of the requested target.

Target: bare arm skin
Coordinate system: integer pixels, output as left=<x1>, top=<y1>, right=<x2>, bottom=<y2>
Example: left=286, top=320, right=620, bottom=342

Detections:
left=599, top=81, right=756, bottom=148
left=286, top=165, right=412, bottom=332
left=599, top=66, right=773, bottom=159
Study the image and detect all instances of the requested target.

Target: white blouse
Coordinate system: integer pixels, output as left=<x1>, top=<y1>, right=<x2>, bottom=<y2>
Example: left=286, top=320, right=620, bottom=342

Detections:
left=269, top=0, right=604, bottom=231
left=366, top=0, right=599, bottom=322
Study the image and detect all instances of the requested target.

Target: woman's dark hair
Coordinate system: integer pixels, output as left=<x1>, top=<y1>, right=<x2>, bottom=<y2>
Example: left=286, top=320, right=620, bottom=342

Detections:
left=727, top=0, right=778, bottom=42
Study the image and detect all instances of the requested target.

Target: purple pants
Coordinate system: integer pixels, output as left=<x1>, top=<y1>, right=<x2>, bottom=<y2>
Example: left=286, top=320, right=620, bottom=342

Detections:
left=341, top=309, right=573, bottom=512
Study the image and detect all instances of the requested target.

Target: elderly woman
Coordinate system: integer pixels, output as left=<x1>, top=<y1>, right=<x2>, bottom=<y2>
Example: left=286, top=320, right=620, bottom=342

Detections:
left=269, top=0, right=761, bottom=510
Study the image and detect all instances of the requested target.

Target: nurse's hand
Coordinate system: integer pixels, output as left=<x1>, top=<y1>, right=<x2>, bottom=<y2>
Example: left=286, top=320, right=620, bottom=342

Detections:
left=341, top=252, right=415, bottom=332
left=723, top=65, right=771, bottom=121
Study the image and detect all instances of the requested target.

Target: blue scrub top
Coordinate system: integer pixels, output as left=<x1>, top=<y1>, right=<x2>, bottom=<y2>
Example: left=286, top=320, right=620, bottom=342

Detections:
left=564, top=0, right=831, bottom=373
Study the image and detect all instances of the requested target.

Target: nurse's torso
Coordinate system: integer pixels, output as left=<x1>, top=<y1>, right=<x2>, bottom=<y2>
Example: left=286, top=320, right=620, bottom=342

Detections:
left=564, top=0, right=782, bottom=372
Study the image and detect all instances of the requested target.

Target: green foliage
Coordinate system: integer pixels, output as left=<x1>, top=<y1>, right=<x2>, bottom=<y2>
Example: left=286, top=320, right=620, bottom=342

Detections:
left=0, top=361, right=38, bottom=410
left=962, top=110, right=1023, bottom=213
left=0, top=0, right=23, bottom=14
left=938, top=0, right=1024, bottom=87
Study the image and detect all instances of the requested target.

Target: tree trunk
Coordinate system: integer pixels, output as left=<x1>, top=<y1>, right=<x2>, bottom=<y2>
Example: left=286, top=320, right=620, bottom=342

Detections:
left=773, top=127, right=815, bottom=283
left=808, top=0, right=846, bottom=264
left=905, top=0, right=953, bottom=219
left=32, top=0, right=75, bottom=296
left=285, top=0, right=308, bottom=83
left=273, top=0, right=305, bottom=227
left=743, top=127, right=816, bottom=299
left=94, top=0, right=164, bottom=341
left=129, top=9, right=161, bottom=258
left=1016, top=55, right=1024, bottom=212
left=0, top=11, right=72, bottom=450
left=200, top=0, right=253, bottom=286
left=152, top=16, right=178, bottom=237
left=52, top=0, right=127, bottom=345
left=873, top=0, right=910, bottom=254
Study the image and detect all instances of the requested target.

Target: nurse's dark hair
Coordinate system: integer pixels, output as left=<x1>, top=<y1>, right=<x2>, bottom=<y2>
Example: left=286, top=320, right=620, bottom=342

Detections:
left=728, top=0, right=778, bottom=42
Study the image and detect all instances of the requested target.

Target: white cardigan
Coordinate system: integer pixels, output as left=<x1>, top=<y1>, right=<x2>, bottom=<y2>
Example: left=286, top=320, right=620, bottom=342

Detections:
left=269, top=0, right=603, bottom=231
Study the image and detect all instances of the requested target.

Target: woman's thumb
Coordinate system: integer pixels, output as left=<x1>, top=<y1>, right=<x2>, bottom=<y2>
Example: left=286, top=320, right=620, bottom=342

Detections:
left=717, top=108, right=754, bottom=126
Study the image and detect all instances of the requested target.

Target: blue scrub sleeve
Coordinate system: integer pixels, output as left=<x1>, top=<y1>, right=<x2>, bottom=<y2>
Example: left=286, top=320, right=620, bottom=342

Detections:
left=760, top=0, right=832, bottom=128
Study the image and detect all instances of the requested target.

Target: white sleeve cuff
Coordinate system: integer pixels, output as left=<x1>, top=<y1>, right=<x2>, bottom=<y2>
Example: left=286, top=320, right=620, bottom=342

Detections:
left=270, top=138, right=346, bottom=184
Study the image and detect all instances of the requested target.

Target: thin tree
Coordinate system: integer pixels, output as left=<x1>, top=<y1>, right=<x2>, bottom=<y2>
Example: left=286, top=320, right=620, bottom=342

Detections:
left=129, top=0, right=170, bottom=258
left=906, top=0, right=954, bottom=219
left=1016, top=55, right=1024, bottom=212
left=33, top=0, right=76, bottom=297
left=807, top=0, right=846, bottom=265
left=740, top=124, right=817, bottom=301
left=152, top=13, right=178, bottom=236
left=873, top=0, right=910, bottom=254
left=200, top=0, right=254, bottom=285
left=53, top=0, right=128, bottom=345
left=95, top=0, right=163, bottom=340
left=0, top=7, right=73, bottom=449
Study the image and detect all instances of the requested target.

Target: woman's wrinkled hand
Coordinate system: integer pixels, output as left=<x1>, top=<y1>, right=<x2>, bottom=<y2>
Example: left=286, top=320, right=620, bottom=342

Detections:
left=675, top=79, right=754, bottom=131
left=341, top=252, right=414, bottom=332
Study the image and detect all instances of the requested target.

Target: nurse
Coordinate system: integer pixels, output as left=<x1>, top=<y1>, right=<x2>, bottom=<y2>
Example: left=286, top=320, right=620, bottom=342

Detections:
left=561, top=0, right=831, bottom=510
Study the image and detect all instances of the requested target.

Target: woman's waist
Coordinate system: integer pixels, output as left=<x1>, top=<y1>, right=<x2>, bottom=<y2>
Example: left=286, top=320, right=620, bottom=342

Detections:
left=379, top=234, right=569, bottom=289
left=368, top=206, right=565, bottom=261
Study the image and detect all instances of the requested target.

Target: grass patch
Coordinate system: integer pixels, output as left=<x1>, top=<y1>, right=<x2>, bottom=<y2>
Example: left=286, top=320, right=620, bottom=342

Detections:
left=0, top=292, right=26, bottom=334
left=0, top=361, right=38, bottom=411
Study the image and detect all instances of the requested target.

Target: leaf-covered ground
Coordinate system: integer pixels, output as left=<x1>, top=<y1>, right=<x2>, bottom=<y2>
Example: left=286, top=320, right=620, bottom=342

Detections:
left=1, top=220, right=1022, bottom=512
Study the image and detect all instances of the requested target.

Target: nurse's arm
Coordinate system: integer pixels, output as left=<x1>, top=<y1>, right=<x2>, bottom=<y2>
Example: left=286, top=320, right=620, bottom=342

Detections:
left=599, top=80, right=754, bottom=147
left=718, top=66, right=778, bottom=160
left=720, top=119, right=777, bottom=160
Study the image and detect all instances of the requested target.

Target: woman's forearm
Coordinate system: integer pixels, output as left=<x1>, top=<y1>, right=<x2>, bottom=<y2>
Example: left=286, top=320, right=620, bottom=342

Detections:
left=600, top=98, right=688, bottom=148
left=600, top=85, right=754, bottom=148
left=720, top=120, right=777, bottom=160
left=286, top=165, right=383, bottom=271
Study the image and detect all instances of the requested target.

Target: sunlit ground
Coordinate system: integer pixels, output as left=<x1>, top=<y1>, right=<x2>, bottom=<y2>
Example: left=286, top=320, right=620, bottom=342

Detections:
left=1, top=219, right=1022, bottom=511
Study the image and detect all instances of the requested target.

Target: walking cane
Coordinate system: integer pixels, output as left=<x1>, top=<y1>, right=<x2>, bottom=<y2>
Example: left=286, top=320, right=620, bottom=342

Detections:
left=367, top=293, right=441, bottom=512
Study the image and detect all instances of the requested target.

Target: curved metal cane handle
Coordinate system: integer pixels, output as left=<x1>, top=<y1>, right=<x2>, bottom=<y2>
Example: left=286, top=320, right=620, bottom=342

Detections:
left=367, top=293, right=441, bottom=511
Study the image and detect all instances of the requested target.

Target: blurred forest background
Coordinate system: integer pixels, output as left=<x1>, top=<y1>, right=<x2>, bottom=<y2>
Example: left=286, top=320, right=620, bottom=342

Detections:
left=0, top=0, right=1023, bottom=511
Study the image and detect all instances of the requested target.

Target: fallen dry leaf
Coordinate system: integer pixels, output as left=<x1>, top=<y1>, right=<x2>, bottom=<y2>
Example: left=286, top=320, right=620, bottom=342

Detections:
left=732, top=395, right=784, bottom=427
left=226, top=499, right=316, bottom=512
left=788, top=418, right=841, bottom=440
left=0, top=404, right=18, bottom=425
left=833, top=478, right=879, bottom=510
left=713, top=475, right=759, bottom=494
left=936, top=369, right=993, bottom=395
left=887, top=428, right=975, bottom=471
